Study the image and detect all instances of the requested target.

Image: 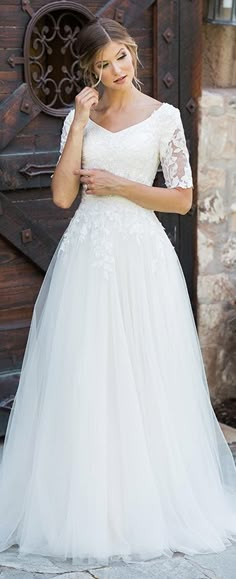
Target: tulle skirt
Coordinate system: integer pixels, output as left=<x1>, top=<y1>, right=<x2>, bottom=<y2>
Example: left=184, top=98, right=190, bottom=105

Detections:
left=0, top=194, right=236, bottom=567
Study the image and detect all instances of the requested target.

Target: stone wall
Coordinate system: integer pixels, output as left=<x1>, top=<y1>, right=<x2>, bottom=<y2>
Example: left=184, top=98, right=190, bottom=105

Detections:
left=197, top=88, right=236, bottom=402
left=202, top=24, right=236, bottom=88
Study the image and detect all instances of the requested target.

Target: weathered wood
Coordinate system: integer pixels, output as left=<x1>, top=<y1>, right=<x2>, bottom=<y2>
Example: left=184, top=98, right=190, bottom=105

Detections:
left=0, top=371, right=19, bottom=399
left=0, top=0, right=200, bottom=414
left=0, top=83, right=41, bottom=151
left=155, top=0, right=179, bottom=105
left=178, top=0, right=202, bottom=312
left=0, top=26, right=25, bottom=47
left=0, top=192, right=57, bottom=271
left=10, top=198, right=75, bottom=222
left=0, top=48, right=24, bottom=70
left=97, top=0, right=155, bottom=25
left=0, top=152, right=58, bottom=189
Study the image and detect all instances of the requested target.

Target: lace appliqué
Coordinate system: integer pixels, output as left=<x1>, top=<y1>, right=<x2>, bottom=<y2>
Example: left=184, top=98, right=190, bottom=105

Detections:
left=56, top=103, right=190, bottom=278
left=58, top=196, right=166, bottom=279
left=161, top=124, right=193, bottom=189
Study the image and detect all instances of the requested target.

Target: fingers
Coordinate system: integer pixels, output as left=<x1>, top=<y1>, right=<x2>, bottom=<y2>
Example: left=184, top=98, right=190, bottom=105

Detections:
left=76, top=95, right=98, bottom=109
left=78, top=169, right=105, bottom=175
left=74, top=90, right=99, bottom=124
left=73, top=169, right=94, bottom=193
left=76, top=87, right=99, bottom=98
left=75, top=88, right=99, bottom=105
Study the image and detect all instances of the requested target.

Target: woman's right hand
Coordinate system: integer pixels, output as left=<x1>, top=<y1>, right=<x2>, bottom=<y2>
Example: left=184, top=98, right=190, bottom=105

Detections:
left=73, top=87, right=99, bottom=128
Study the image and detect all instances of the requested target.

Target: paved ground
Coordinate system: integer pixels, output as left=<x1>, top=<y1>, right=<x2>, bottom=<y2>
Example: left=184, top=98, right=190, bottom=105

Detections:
left=0, top=427, right=235, bottom=579
left=0, top=543, right=236, bottom=579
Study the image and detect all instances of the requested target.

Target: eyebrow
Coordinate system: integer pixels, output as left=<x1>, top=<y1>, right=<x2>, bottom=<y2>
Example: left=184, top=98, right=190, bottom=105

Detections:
left=95, top=47, right=124, bottom=65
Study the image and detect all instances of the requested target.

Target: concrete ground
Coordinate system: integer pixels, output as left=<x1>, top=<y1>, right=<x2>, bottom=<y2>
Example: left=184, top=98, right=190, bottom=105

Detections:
left=0, top=424, right=236, bottom=579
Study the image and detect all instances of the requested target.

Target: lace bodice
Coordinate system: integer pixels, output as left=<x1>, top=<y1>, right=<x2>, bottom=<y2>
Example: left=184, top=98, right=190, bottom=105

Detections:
left=59, top=102, right=193, bottom=191
left=57, top=103, right=193, bottom=276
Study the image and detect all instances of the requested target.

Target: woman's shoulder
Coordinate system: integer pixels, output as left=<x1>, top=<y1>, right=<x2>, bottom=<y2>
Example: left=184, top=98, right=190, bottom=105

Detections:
left=63, top=108, right=75, bottom=126
left=140, top=95, right=180, bottom=116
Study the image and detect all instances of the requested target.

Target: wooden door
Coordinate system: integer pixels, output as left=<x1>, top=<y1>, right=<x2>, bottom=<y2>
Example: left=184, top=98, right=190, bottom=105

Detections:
left=0, top=0, right=202, bottom=431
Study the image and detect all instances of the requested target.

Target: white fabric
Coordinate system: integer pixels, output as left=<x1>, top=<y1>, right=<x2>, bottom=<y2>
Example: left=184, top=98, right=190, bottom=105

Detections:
left=0, top=103, right=235, bottom=568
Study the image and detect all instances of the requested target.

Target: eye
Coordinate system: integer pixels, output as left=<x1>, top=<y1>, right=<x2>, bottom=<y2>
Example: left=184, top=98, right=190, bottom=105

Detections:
left=97, top=62, right=109, bottom=69
left=118, top=53, right=126, bottom=60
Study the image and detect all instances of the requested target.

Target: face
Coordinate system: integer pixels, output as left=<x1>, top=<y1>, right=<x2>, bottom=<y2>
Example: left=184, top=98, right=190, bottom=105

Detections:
left=93, top=41, right=135, bottom=89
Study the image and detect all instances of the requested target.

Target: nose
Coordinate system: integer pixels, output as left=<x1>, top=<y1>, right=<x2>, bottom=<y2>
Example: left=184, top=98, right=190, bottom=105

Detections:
left=112, top=62, right=122, bottom=76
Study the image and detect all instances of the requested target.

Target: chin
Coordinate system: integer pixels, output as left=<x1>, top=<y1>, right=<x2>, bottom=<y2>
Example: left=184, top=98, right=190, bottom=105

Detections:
left=113, top=77, right=133, bottom=89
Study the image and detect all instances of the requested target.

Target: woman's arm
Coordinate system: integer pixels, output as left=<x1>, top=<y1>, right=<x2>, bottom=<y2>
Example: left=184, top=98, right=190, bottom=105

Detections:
left=51, top=87, right=99, bottom=209
left=117, top=178, right=193, bottom=215
left=51, top=120, right=84, bottom=209
left=78, top=168, right=192, bottom=215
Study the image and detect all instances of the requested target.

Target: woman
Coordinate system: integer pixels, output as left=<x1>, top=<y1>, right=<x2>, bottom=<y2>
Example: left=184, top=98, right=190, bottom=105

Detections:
left=0, top=17, right=235, bottom=568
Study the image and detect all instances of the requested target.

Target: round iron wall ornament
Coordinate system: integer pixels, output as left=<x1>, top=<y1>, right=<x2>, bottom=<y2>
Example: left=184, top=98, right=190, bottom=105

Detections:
left=23, top=2, right=95, bottom=116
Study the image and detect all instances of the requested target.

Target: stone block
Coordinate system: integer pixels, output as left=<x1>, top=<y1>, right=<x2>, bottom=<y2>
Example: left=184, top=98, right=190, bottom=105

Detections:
left=199, top=345, right=218, bottom=395
left=202, top=24, right=236, bottom=88
left=226, top=95, right=236, bottom=118
left=197, top=230, right=214, bottom=272
left=229, top=213, right=236, bottom=232
left=199, top=91, right=224, bottom=111
left=197, top=273, right=235, bottom=304
left=229, top=202, right=236, bottom=231
left=222, top=359, right=236, bottom=388
left=198, top=192, right=225, bottom=224
left=229, top=174, right=236, bottom=200
left=221, top=236, right=236, bottom=268
left=198, top=166, right=226, bottom=198
left=204, top=115, right=236, bottom=161
left=198, top=303, right=223, bottom=344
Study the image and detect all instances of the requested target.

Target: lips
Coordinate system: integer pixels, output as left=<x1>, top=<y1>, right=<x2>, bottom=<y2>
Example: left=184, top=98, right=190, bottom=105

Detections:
left=114, top=75, right=127, bottom=83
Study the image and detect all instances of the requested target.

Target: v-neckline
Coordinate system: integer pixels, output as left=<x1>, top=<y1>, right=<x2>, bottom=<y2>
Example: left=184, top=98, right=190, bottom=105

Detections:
left=88, top=102, right=167, bottom=135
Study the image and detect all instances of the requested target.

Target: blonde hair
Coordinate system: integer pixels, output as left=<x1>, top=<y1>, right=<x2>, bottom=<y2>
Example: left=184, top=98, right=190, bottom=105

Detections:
left=76, top=18, right=142, bottom=90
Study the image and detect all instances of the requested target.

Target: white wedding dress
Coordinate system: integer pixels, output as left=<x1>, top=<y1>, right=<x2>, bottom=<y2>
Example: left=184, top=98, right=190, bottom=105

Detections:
left=0, top=102, right=236, bottom=567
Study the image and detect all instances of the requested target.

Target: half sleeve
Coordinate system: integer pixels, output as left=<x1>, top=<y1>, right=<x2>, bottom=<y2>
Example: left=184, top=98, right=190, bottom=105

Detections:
left=50, top=109, right=74, bottom=178
left=159, top=108, right=193, bottom=189
left=58, top=109, right=75, bottom=159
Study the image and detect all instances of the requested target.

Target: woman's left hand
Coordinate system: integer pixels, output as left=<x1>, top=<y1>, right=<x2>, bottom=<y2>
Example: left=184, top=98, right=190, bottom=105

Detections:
left=74, top=168, right=120, bottom=196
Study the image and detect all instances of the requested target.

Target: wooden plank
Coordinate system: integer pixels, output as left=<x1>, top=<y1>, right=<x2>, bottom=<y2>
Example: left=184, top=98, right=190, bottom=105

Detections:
left=0, top=193, right=57, bottom=271
left=0, top=83, right=41, bottom=151
left=0, top=287, right=41, bottom=312
left=155, top=0, right=179, bottom=105
left=0, top=151, right=58, bottom=189
left=0, top=70, right=22, bottom=82
left=0, top=306, right=34, bottom=329
left=179, top=0, right=202, bottom=310
left=0, top=82, right=20, bottom=99
left=0, top=5, right=28, bottom=26
left=18, top=113, right=60, bottom=135
left=0, top=327, right=29, bottom=354
left=0, top=370, right=19, bottom=400
left=153, top=0, right=180, bottom=262
left=7, top=186, right=55, bottom=201
left=0, top=257, right=42, bottom=289
left=11, top=198, right=74, bottom=222
left=97, top=0, right=155, bottom=25
left=0, top=48, right=23, bottom=70
left=0, top=26, right=25, bottom=47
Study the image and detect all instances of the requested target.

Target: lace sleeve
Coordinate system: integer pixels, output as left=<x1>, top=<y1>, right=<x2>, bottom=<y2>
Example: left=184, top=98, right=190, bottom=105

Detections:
left=160, top=108, right=193, bottom=189
left=50, top=109, right=74, bottom=178
left=58, top=109, right=75, bottom=158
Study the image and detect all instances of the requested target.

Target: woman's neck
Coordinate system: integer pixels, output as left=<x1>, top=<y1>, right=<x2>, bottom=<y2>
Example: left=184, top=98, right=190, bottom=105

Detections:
left=98, top=84, right=140, bottom=112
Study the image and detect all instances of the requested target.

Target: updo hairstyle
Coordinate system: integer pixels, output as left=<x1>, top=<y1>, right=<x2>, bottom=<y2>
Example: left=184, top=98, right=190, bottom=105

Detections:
left=76, top=17, right=142, bottom=89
